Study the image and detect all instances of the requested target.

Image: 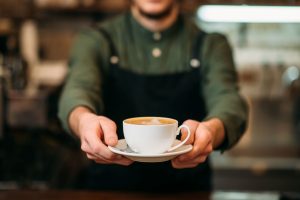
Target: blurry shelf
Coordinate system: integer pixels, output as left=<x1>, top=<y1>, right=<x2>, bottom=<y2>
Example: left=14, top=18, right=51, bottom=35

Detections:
left=199, top=0, right=300, bottom=5
left=0, top=0, right=129, bottom=19
left=2, top=0, right=300, bottom=19
left=212, top=153, right=300, bottom=192
left=212, top=155, right=300, bottom=171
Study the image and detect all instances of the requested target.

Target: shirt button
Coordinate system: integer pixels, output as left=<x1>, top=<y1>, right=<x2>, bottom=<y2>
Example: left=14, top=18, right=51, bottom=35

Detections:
left=152, top=48, right=162, bottom=58
left=190, top=59, right=201, bottom=68
left=110, top=56, right=119, bottom=64
left=153, top=32, right=161, bottom=41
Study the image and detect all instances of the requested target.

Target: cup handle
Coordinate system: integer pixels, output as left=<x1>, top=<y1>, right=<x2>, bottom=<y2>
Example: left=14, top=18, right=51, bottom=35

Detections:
left=167, top=125, right=191, bottom=152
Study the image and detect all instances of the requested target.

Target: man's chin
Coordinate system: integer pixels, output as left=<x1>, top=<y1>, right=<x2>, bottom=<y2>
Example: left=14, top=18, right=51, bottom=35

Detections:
left=139, top=6, right=174, bottom=20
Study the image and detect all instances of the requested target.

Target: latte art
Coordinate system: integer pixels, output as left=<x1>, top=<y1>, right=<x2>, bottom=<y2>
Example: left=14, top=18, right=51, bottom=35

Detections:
left=125, top=117, right=175, bottom=125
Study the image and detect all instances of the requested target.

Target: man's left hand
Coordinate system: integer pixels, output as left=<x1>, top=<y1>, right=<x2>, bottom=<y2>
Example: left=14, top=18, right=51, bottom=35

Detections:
left=171, top=118, right=224, bottom=169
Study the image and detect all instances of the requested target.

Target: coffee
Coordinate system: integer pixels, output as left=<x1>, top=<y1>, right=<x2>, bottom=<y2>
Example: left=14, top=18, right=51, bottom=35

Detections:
left=124, top=117, right=175, bottom=125
left=123, top=117, right=191, bottom=154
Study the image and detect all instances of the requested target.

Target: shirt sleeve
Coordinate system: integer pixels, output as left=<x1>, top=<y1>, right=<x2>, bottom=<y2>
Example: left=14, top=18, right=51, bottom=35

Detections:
left=201, top=33, right=249, bottom=151
left=58, top=28, right=109, bottom=133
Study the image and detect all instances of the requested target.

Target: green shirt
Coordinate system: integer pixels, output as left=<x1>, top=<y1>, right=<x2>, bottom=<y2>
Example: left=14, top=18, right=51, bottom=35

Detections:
left=58, top=12, right=248, bottom=151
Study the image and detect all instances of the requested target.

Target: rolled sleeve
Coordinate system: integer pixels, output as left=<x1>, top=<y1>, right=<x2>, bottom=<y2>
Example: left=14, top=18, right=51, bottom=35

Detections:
left=58, top=85, right=100, bottom=133
left=202, top=33, right=249, bottom=151
left=58, top=29, right=108, bottom=133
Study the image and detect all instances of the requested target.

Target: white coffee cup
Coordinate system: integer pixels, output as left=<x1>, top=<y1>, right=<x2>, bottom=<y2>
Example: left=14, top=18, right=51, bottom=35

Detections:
left=123, top=117, right=191, bottom=155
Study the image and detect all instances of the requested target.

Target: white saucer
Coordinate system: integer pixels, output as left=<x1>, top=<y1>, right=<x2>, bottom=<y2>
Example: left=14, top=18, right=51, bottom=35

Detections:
left=108, top=139, right=192, bottom=163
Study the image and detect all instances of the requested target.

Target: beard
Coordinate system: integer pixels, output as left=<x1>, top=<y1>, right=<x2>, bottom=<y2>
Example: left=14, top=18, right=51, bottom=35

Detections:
left=136, top=2, right=175, bottom=20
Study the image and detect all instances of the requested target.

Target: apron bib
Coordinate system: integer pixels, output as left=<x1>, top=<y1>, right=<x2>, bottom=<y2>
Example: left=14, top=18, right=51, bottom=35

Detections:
left=80, top=27, right=212, bottom=192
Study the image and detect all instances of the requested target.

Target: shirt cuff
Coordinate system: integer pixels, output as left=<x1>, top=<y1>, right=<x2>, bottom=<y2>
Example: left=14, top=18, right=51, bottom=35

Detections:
left=204, top=112, right=247, bottom=152
left=58, top=99, right=97, bottom=134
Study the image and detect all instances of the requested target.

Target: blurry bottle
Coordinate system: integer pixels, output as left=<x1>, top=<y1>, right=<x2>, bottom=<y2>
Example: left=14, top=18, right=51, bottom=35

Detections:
left=4, top=34, right=28, bottom=91
left=0, top=54, right=4, bottom=138
left=20, top=20, right=39, bottom=68
left=0, top=54, right=4, bottom=78
left=261, top=62, right=273, bottom=99
left=274, top=61, right=286, bottom=97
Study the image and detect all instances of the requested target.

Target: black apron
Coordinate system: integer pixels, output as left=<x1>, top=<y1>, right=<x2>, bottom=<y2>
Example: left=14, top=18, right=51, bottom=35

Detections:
left=80, top=27, right=212, bottom=192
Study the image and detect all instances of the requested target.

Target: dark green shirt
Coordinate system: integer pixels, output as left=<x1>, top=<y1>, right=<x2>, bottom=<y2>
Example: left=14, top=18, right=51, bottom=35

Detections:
left=58, top=12, right=248, bottom=150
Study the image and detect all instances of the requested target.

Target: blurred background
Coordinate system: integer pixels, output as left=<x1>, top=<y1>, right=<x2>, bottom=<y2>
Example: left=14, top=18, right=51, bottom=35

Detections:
left=0, top=0, right=300, bottom=193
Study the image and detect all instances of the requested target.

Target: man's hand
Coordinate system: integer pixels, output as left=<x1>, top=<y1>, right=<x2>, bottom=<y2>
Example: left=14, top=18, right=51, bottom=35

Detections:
left=69, top=107, right=133, bottom=166
left=171, top=118, right=225, bottom=169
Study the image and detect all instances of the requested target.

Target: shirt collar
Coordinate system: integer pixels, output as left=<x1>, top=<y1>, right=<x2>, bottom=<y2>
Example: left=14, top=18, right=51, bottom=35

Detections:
left=127, top=11, right=183, bottom=42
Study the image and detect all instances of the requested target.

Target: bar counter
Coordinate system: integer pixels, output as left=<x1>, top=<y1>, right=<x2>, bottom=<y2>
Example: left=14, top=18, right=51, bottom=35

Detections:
left=0, top=190, right=210, bottom=200
left=0, top=190, right=284, bottom=200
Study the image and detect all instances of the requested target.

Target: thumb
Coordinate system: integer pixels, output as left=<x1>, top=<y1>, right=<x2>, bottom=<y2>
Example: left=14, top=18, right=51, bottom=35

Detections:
left=99, top=117, right=118, bottom=146
left=182, top=119, right=198, bottom=144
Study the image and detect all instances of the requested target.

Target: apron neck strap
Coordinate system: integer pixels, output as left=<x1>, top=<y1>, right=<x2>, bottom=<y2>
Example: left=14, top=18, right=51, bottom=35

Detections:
left=97, top=28, right=119, bottom=65
left=190, top=31, right=207, bottom=68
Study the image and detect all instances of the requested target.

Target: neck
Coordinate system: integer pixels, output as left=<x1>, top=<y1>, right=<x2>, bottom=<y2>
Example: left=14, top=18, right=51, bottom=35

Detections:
left=131, top=4, right=179, bottom=32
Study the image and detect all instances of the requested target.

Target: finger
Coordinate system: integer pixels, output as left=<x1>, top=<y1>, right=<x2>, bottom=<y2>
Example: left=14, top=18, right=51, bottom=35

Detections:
left=172, top=153, right=208, bottom=165
left=177, top=125, right=212, bottom=161
left=177, top=142, right=212, bottom=162
left=184, top=142, right=213, bottom=158
left=82, top=139, right=116, bottom=160
left=99, top=116, right=118, bottom=146
left=81, top=141, right=90, bottom=153
left=112, top=158, right=134, bottom=166
left=201, top=143, right=213, bottom=155
left=93, top=157, right=133, bottom=165
left=86, top=152, right=114, bottom=162
left=171, top=159, right=199, bottom=169
left=181, top=120, right=198, bottom=144
left=94, top=159, right=112, bottom=164
left=80, top=121, right=102, bottom=153
left=171, top=155, right=208, bottom=169
left=86, top=153, right=113, bottom=164
left=172, top=163, right=198, bottom=169
left=86, top=153, right=97, bottom=160
left=94, top=158, right=133, bottom=166
left=98, top=151, right=134, bottom=166
left=87, top=151, right=133, bottom=165
left=194, top=124, right=212, bottom=152
left=87, top=153, right=133, bottom=166
left=86, top=152, right=112, bottom=161
left=86, top=130, right=119, bottom=160
left=87, top=152, right=116, bottom=163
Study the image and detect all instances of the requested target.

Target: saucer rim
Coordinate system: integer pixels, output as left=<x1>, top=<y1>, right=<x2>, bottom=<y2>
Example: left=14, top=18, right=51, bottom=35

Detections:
left=108, top=139, right=193, bottom=158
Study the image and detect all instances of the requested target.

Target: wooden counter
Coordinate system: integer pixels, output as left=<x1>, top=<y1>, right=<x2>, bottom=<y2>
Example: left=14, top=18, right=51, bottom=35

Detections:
left=0, top=190, right=210, bottom=200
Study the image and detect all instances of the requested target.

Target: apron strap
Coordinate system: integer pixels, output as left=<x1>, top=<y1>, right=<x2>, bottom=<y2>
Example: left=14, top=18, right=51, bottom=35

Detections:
left=97, top=26, right=207, bottom=69
left=190, top=31, right=207, bottom=69
left=97, top=28, right=120, bottom=66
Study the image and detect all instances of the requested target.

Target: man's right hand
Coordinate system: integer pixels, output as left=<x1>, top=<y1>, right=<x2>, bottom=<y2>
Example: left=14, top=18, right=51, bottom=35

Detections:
left=69, top=107, right=133, bottom=166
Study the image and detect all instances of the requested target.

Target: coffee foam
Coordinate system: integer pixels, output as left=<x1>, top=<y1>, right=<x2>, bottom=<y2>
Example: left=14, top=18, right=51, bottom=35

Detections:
left=125, top=117, right=175, bottom=125
left=140, top=118, right=162, bottom=125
